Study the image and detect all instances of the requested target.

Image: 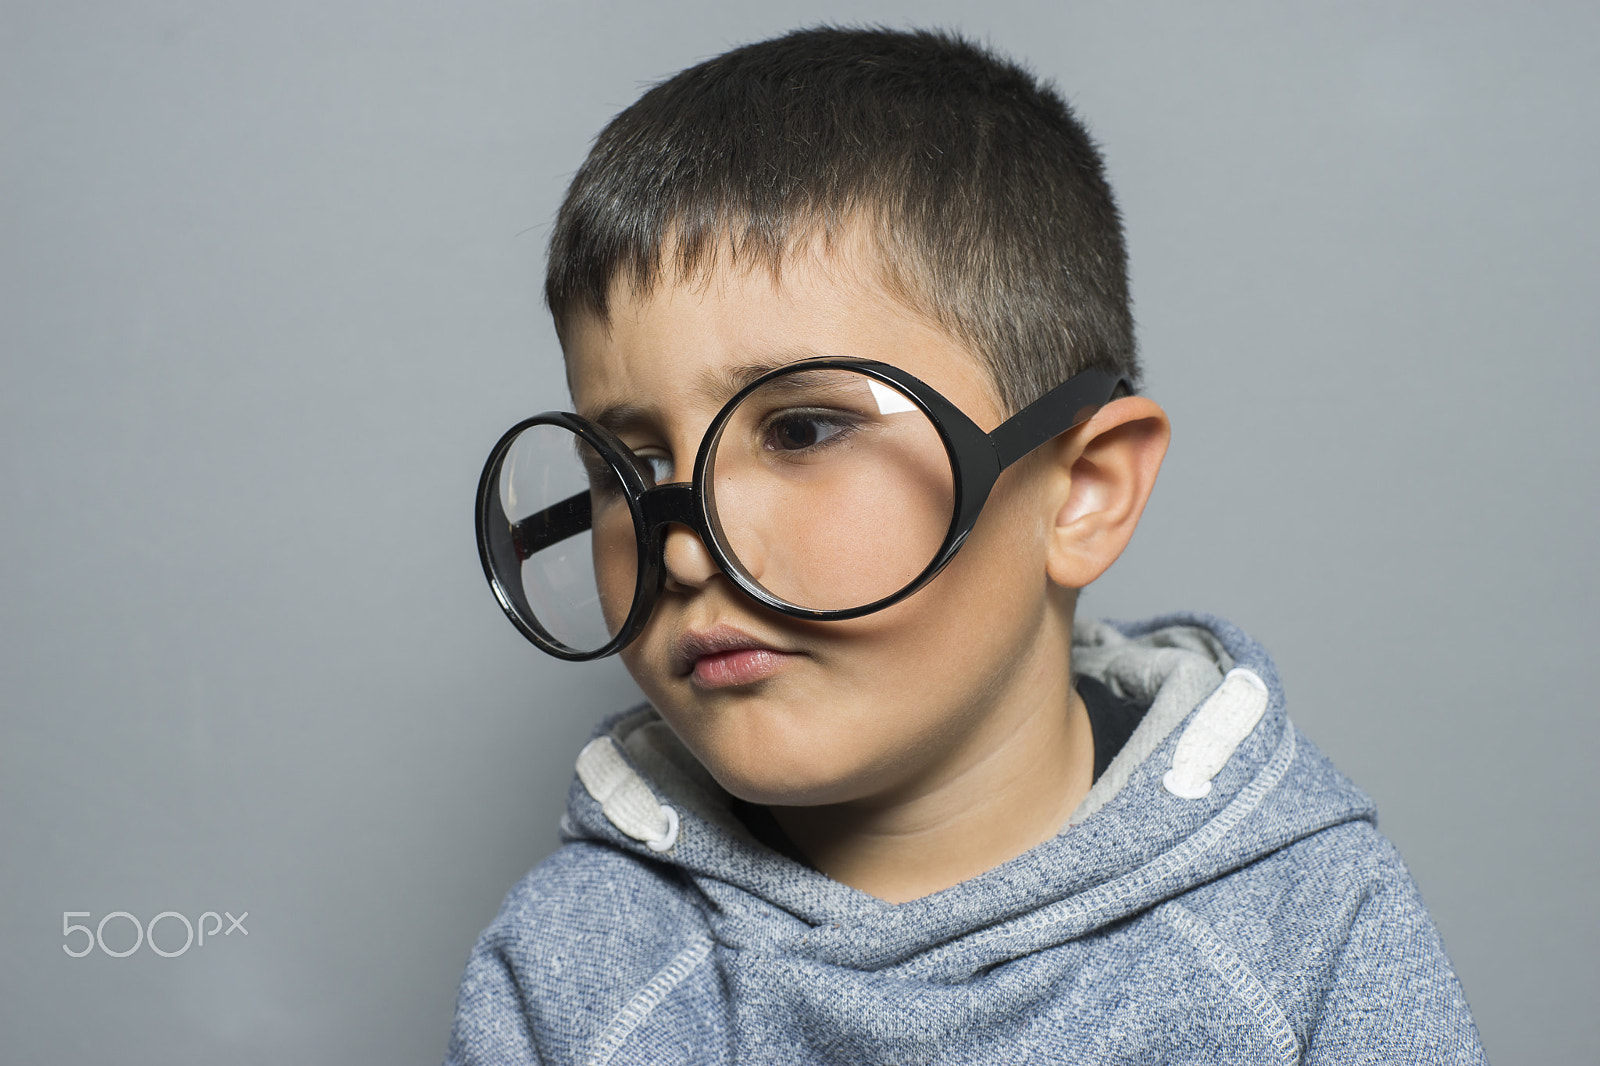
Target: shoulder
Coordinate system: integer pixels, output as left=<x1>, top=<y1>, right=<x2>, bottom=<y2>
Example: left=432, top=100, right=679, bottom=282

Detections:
left=1167, top=821, right=1484, bottom=1063
left=477, top=839, right=708, bottom=999
left=1174, top=820, right=1416, bottom=974
left=489, top=838, right=703, bottom=944
left=447, top=841, right=711, bottom=1066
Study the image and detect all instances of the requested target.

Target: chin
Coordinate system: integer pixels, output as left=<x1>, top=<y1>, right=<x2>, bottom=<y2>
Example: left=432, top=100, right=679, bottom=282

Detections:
left=715, top=770, right=859, bottom=810
left=686, top=722, right=870, bottom=809
left=647, top=674, right=891, bottom=806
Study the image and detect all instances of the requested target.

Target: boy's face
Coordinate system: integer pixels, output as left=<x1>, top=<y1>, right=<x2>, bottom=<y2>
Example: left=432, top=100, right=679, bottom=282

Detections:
left=563, top=239, right=1076, bottom=808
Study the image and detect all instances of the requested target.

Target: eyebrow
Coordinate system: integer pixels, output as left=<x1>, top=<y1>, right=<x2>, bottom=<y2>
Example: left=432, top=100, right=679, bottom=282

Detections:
left=581, top=350, right=829, bottom=432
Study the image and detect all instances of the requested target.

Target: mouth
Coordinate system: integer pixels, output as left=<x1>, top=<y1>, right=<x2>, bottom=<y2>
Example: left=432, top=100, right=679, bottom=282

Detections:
left=672, top=624, right=801, bottom=689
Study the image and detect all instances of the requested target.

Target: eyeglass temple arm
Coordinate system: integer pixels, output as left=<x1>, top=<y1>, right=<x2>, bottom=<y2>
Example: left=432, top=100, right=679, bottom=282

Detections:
left=509, top=491, right=593, bottom=560
left=987, top=369, right=1129, bottom=470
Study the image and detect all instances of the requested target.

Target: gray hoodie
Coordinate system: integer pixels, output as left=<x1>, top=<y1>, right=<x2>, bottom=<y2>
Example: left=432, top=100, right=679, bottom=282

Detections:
left=446, top=613, right=1485, bottom=1065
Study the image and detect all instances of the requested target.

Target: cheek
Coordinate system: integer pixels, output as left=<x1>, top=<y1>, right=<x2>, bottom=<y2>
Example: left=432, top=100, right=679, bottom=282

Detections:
left=590, top=499, right=641, bottom=632
left=858, top=476, right=1050, bottom=633
left=812, top=475, right=1055, bottom=708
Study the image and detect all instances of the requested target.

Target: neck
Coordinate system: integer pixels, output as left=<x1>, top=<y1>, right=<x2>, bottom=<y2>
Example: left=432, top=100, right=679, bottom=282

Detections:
left=768, top=634, right=1094, bottom=904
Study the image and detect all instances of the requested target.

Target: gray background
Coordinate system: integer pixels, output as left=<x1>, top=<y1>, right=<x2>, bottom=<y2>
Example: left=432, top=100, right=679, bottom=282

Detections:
left=3, top=1, right=1594, bottom=1062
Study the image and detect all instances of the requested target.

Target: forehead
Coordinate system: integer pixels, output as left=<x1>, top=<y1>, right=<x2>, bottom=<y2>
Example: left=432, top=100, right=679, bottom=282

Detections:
left=561, top=240, right=1005, bottom=434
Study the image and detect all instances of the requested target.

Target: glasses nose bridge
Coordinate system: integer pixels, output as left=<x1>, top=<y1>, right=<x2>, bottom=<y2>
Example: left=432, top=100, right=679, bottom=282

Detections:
left=637, top=481, right=723, bottom=596
left=638, top=482, right=704, bottom=540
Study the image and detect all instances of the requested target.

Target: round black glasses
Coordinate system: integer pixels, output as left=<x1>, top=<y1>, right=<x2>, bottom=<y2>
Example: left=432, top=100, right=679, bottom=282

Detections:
left=475, top=359, right=1128, bottom=660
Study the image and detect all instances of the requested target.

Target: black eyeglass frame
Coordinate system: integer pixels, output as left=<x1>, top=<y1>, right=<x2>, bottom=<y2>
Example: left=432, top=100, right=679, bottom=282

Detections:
left=475, top=358, right=1129, bottom=661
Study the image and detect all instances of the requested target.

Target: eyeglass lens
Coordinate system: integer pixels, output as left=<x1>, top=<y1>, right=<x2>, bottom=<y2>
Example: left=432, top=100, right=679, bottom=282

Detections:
left=494, top=423, right=641, bottom=654
left=704, top=367, right=954, bottom=611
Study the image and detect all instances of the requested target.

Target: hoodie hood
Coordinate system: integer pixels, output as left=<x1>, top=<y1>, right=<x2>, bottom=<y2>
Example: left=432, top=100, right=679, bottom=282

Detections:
left=558, top=612, right=1375, bottom=983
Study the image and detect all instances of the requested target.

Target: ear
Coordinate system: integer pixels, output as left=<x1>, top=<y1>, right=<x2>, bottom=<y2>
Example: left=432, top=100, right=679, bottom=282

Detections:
left=1044, top=396, right=1170, bottom=588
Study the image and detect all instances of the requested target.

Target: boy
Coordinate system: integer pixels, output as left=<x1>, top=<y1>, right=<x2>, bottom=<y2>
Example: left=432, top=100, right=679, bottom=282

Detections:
left=450, top=27, right=1484, bottom=1065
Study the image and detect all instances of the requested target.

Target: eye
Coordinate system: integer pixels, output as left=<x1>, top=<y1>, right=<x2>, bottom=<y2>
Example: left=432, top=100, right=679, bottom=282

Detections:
left=633, top=451, right=674, bottom=486
left=763, top=409, right=860, bottom=453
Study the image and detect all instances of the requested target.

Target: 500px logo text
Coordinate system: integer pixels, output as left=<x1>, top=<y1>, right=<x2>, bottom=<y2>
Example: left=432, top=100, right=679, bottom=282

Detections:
left=62, top=910, right=249, bottom=958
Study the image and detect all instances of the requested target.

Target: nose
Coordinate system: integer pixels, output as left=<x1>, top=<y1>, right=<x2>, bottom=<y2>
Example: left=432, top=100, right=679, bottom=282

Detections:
left=662, top=522, right=719, bottom=592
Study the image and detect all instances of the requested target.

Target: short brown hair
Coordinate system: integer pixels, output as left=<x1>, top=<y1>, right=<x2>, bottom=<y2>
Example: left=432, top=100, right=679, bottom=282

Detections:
left=545, top=26, right=1138, bottom=412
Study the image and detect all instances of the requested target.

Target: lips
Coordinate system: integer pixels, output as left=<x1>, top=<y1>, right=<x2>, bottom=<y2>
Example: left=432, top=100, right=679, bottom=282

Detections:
left=672, top=624, right=798, bottom=687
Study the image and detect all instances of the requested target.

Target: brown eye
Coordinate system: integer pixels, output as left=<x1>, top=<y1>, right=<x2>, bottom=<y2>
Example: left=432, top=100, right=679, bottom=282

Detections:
left=764, top=410, right=858, bottom=453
